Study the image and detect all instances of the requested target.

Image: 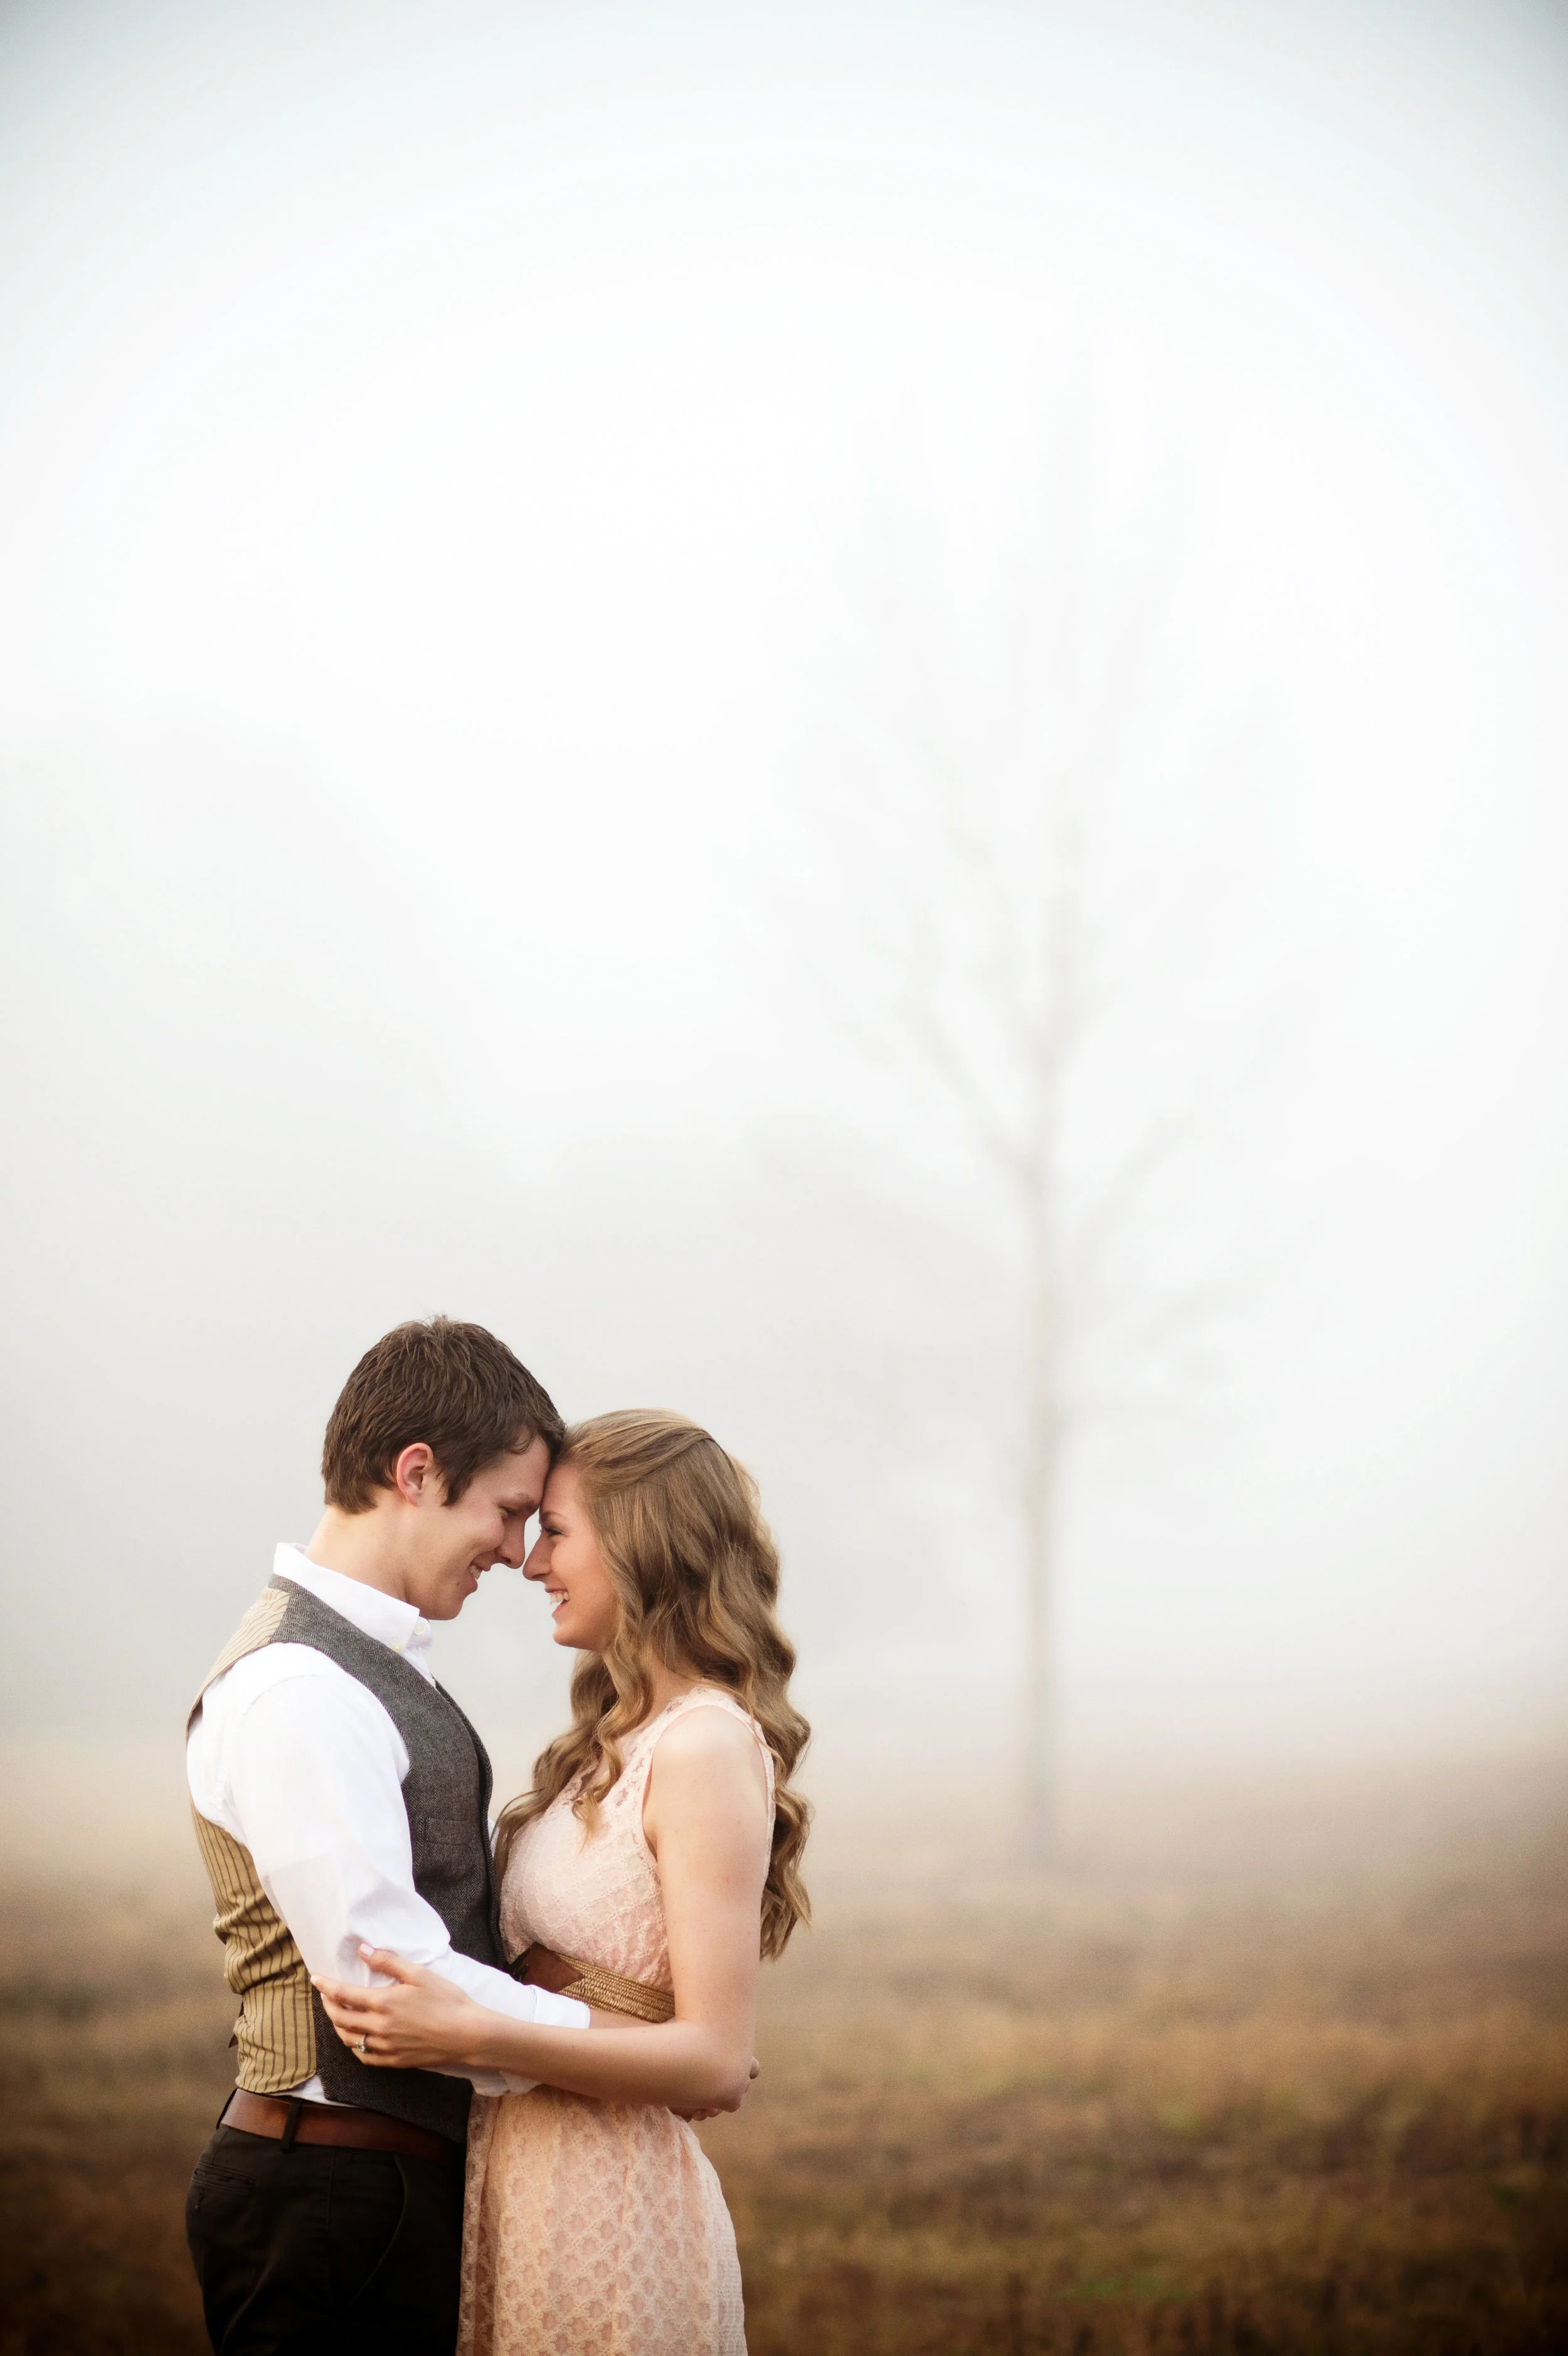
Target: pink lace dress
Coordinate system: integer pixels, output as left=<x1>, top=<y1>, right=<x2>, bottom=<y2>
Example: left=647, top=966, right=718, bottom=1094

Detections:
left=458, top=1689, right=772, bottom=2356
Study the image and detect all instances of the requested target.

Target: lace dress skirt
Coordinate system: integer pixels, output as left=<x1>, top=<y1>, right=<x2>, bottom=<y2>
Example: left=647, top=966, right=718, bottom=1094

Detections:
left=458, top=1690, right=767, bottom=2356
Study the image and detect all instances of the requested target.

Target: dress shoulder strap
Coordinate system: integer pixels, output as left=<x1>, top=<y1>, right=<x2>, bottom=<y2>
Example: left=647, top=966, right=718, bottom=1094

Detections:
left=619, top=1687, right=776, bottom=1879
left=645, top=1685, right=776, bottom=1807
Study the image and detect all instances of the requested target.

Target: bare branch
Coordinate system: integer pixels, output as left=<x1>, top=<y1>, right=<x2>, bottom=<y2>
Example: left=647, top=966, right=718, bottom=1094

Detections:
left=891, top=928, right=1038, bottom=1193
left=777, top=468, right=1291, bottom=1866
left=1065, top=1105, right=1207, bottom=1289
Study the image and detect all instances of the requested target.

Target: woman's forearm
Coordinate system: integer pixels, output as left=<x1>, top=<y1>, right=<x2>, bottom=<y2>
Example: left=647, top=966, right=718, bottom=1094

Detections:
left=470, top=2012, right=752, bottom=2112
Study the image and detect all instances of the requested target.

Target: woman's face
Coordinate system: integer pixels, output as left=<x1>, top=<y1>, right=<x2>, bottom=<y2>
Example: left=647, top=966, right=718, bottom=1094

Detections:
left=522, top=1460, right=620, bottom=1653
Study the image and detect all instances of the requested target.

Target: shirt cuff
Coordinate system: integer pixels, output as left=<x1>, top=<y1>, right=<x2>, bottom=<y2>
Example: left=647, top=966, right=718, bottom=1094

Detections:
left=428, top=1953, right=590, bottom=2035
left=486, top=1986, right=590, bottom=2097
left=457, top=1975, right=590, bottom=2094
left=524, top=1986, right=591, bottom=2032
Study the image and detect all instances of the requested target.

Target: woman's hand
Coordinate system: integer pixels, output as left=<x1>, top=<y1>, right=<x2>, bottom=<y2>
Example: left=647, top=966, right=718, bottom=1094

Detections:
left=313, top=1945, right=482, bottom=2071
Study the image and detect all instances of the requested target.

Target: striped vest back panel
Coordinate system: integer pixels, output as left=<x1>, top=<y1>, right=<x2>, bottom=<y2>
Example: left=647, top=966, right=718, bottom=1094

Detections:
left=189, top=1801, right=317, bottom=2094
left=188, top=1573, right=504, bottom=2141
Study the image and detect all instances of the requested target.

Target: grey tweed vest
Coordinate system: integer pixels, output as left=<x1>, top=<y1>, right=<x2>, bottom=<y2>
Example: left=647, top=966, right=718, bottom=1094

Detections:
left=189, top=1572, right=504, bottom=2142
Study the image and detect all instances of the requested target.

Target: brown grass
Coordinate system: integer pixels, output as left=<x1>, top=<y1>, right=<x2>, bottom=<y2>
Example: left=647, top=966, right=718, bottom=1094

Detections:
left=0, top=1878, right=235, bottom=2355
left=1, top=1804, right=1565, bottom=2355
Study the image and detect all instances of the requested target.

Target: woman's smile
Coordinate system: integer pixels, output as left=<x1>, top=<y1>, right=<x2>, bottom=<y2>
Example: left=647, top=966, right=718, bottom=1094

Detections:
left=522, top=1463, right=622, bottom=1651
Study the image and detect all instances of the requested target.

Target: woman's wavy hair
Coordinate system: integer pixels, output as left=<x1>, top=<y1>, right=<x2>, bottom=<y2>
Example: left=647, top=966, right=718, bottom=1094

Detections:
left=494, top=1410, right=811, bottom=1958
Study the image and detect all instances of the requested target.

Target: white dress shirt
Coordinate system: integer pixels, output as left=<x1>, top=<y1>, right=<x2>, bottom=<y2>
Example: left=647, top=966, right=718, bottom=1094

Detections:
left=186, top=1544, right=586, bottom=2100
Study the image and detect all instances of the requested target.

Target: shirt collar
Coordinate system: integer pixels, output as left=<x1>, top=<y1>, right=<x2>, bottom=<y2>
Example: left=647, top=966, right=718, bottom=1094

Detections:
left=273, top=1544, right=433, bottom=1666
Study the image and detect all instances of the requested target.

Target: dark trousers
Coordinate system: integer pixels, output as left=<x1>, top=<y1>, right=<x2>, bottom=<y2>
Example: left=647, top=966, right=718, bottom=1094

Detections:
left=185, top=2121, right=465, bottom=2355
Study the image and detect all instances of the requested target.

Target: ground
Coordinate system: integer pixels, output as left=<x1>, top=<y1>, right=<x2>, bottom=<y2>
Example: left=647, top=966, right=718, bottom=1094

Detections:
left=1, top=1778, right=1563, bottom=2354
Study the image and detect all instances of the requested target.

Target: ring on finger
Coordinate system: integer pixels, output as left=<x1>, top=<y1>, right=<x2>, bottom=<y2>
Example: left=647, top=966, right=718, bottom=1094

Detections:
left=356, top=2033, right=369, bottom=2056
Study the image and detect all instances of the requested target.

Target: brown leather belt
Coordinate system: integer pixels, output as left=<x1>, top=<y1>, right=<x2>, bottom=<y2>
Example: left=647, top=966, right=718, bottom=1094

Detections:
left=219, top=2089, right=461, bottom=2163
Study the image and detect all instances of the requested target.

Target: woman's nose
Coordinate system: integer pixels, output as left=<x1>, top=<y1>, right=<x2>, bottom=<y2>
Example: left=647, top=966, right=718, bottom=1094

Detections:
left=521, top=1536, right=546, bottom=1581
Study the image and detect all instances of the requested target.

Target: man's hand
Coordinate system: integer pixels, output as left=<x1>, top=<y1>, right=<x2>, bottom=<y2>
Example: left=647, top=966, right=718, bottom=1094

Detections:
left=313, top=1946, right=484, bottom=2071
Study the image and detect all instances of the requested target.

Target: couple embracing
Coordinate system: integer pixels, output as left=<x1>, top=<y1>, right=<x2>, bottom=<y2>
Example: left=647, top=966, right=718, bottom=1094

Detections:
left=184, top=1316, right=809, bottom=2355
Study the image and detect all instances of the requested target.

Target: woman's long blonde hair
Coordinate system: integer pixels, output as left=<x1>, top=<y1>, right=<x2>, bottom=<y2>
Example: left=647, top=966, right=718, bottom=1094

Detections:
left=494, top=1411, right=811, bottom=1958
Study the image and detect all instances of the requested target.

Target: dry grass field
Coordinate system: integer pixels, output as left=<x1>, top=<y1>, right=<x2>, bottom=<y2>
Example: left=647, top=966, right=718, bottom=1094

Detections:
left=1, top=1775, right=1564, bottom=2356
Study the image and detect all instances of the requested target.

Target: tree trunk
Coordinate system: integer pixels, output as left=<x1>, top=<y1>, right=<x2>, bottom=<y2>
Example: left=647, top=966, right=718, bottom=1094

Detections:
left=1020, top=1422, right=1061, bottom=1862
left=1020, top=1219, right=1062, bottom=1864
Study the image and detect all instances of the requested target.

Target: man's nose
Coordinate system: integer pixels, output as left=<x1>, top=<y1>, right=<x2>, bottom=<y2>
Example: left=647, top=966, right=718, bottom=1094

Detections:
left=493, top=1519, right=534, bottom=1571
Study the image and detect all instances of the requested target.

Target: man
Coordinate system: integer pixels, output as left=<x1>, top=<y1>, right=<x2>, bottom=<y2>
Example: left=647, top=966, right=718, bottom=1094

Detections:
left=185, top=1317, right=591, bottom=2355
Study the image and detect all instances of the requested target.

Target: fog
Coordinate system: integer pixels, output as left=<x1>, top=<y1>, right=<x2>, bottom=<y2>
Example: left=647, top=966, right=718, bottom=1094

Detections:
left=2, top=0, right=1566, bottom=1870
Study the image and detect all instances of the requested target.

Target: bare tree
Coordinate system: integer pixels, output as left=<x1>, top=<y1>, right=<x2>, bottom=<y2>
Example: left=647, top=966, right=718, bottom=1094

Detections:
left=788, top=475, right=1277, bottom=1864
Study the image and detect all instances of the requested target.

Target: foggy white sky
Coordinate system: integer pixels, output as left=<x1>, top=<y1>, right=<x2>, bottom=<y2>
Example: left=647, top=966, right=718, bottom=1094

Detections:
left=2, top=0, right=1566, bottom=1788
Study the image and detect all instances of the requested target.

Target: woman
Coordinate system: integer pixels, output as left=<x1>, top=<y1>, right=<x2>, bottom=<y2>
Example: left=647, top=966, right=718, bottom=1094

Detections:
left=315, top=1411, right=810, bottom=2356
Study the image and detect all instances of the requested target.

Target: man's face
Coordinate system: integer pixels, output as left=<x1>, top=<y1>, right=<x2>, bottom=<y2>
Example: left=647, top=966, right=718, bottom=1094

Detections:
left=403, top=1437, right=552, bottom=1622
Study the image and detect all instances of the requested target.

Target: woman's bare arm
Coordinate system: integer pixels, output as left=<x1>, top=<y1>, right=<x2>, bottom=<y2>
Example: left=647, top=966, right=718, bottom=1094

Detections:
left=314, top=1705, right=771, bottom=2113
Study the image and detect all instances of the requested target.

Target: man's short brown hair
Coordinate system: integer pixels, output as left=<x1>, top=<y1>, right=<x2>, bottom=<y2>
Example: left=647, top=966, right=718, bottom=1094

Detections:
left=321, top=1317, right=565, bottom=1512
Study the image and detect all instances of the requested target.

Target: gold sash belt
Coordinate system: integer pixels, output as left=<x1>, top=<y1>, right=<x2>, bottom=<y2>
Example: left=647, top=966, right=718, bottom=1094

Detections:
left=514, top=1941, right=675, bottom=2025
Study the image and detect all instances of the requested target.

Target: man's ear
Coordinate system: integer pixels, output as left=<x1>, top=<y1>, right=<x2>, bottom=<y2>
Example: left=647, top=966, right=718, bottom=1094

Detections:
left=392, top=1443, right=444, bottom=1507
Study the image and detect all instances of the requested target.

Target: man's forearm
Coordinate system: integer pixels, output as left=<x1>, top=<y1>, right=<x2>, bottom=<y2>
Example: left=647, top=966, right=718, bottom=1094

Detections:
left=420, top=1948, right=588, bottom=2093
left=426, top=1946, right=588, bottom=2031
